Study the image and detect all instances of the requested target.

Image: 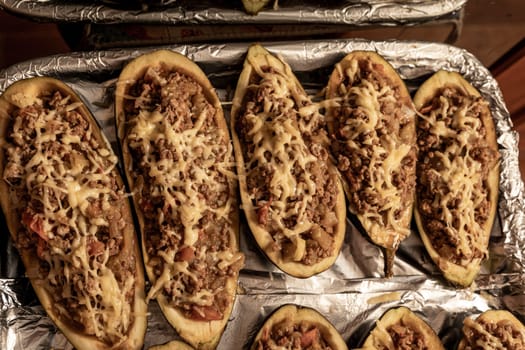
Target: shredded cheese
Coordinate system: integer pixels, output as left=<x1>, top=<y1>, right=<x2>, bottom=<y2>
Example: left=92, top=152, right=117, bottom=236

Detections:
left=462, top=317, right=525, bottom=349
left=238, top=53, right=339, bottom=264
left=331, top=57, right=415, bottom=247
left=3, top=90, right=134, bottom=345
left=417, top=87, right=498, bottom=264
left=123, top=67, right=242, bottom=317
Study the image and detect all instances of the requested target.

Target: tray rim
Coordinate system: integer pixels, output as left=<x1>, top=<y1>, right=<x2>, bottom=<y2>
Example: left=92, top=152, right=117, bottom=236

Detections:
left=0, top=0, right=467, bottom=24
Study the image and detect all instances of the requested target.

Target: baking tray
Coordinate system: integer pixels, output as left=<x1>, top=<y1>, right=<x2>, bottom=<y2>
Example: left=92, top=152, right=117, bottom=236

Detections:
left=0, top=39, right=524, bottom=349
left=0, top=0, right=467, bottom=25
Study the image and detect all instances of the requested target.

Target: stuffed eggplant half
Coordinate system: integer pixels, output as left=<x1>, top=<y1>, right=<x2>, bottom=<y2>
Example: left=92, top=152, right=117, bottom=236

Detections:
left=0, top=77, right=147, bottom=349
left=242, top=0, right=272, bottom=14
left=251, top=304, right=348, bottom=350
left=231, top=44, right=346, bottom=278
left=115, top=50, right=244, bottom=349
left=358, top=307, right=444, bottom=350
left=458, top=310, right=525, bottom=350
left=413, top=70, right=500, bottom=287
left=325, top=51, right=417, bottom=277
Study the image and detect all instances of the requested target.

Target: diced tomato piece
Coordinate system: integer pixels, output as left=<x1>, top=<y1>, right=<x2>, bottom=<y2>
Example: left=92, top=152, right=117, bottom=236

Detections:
left=189, top=305, right=223, bottom=321
left=420, top=105, right=433, bottom=114
left=87, top=239, right=105, bottom=256
left=176, top=246, right=195, bottom=262
left=257, top=197, right=273, bottom=226
left=300, top=327, right=320, bottom=347
left=22, top=210, right=47, bottom=241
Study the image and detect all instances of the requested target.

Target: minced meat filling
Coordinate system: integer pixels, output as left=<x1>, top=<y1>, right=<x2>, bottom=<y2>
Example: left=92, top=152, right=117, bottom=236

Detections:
left=462, top=318, right=525, bottom=350
left=235, top=65, right=339, bottom=266
left=386, top=324, right=428, bottom=350
left=416, top=87, right=499, bottom=265
left=124, top=65, right=243, bottom=321
left=331, top=58, right=416, bottom=229
left=3, top=90, right=134, bottom=345
left=254, top=319, right=333, bottom=350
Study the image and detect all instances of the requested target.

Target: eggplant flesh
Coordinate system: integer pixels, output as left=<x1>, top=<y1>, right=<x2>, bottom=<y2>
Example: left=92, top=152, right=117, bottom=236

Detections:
left=242, top=0, right=272, bottom=14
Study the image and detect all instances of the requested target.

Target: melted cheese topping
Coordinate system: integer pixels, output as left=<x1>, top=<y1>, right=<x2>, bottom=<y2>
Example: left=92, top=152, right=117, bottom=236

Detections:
left=462, top=317, right=525, bottom=350
left=123, top=67, right=242, bottom=316
left=3, top=90, right=134, bottom=345
left=331, top=57, right=415, bottom=247
left=256, top=321, right=331, bottom=350
left=364, top=320, right=398, bottom=350
left=238, top=53, right=338, bottom=264
left=357, top=314, right=431, bottom=350
left=417, top=87, right=498, bottom=264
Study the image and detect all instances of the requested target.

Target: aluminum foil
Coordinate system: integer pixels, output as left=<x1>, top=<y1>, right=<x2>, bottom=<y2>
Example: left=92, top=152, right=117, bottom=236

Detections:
left=0, top=0, right=466, bottom=24
left=0, top=39, right=524, bottom=349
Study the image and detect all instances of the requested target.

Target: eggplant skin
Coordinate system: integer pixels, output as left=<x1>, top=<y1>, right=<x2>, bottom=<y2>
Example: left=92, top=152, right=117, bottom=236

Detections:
left=115, top=49, right=240, bottom=350
left=251, top=304, right=348, bottom=350
left=413, top=70, right=499, bottom=287
left=230, top=44, right=346, bottom=278
left=0, top=77, right=147, bottom=350
left=149, top=340, right=195, bottom=350
left=361, top=307, right=444, bottom=350
left=458, top=310, right=525, bottom=350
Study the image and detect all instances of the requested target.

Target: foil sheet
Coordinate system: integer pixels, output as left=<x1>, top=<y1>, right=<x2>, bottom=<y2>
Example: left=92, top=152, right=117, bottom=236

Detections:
left=0, top=39, right=524, bottom=349
left=0, top=0, right=466, bottom=24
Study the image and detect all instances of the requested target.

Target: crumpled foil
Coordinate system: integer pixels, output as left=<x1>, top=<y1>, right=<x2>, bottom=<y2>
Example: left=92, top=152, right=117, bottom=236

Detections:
left=0, top=0, right=466, bottom=24
left=0, top=39, right=524, bottom=349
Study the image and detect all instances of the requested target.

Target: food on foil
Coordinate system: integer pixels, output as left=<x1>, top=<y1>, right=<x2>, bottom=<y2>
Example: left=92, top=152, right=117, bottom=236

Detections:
left=231, top=44, right=346, bottom=278
left=101, top=0, right=173, bottom=10
left=104, top=0, right=275, bottom=15
left=242, top=0, right=273, bottom=14
left=358, top=306, right=444, bottom=349
left=0, top=77, right=147, bottom=349
left=150, top=340, right=195, bottom=350
left=251, top=304, right=348, bottom=350
left=115, top=49, right=244, bottom=349
left=325, top=51, right=417, bottom=278
left=458, top=310, right=525, bottom=349
left=413, top=70, right=500, bottom=287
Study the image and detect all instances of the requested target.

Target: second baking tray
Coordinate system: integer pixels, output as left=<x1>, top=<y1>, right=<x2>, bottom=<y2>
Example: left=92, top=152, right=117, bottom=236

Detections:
left=0, top=0, right=467, bottom=24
